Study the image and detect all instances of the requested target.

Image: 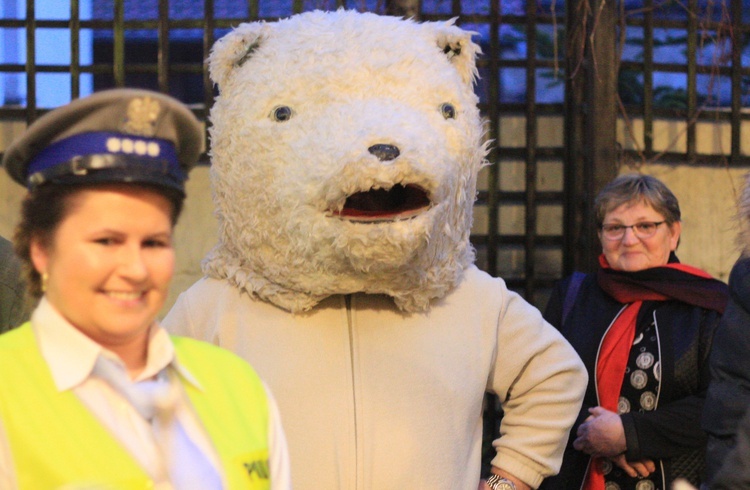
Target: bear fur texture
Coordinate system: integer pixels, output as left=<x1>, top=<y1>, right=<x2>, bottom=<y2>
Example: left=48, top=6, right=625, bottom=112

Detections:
left=202, top=10, right=487, bottom=313
left=166, top=11, right=588, bottom=488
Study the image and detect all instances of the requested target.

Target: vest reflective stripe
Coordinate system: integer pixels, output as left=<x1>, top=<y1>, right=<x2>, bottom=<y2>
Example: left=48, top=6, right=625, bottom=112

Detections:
left=0, top=323, right=270, bottom=490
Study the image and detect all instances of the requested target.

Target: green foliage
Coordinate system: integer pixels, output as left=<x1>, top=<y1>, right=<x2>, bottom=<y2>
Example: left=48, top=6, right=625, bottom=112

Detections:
left=653, top=86, right=688, bottom=110
left=536, top=25, right=566, bottom=59
left=618, top=70, right=643, bottom=105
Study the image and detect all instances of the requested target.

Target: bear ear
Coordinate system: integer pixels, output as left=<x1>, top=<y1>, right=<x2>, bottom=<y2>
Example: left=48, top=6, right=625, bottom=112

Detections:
left=208, top=22, right=270, bottom=89
left=433, top=20, right=482, bottom=86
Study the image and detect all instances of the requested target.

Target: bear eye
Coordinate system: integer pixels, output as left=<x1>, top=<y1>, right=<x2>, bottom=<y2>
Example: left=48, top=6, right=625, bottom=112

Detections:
left=440, top=103, right=456, bottom=120
left=271, top=106, right=293, bottom=122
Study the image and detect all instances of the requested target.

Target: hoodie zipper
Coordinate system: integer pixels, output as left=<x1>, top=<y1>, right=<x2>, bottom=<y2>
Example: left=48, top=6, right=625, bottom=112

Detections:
left=345, top=294, right=361, bottom=489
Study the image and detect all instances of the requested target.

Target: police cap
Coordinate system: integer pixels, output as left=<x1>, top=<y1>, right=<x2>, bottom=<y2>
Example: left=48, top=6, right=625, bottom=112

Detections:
left=2, top=88, right=203, bottom=195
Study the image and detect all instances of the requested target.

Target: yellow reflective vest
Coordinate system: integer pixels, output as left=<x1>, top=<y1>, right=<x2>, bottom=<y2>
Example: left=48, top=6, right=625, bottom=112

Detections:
left=0, top=323, right=271, bottom=489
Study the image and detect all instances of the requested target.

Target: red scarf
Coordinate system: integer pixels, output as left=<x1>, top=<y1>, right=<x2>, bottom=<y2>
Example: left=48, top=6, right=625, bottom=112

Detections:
left=583, top=254, right=727, bottom=490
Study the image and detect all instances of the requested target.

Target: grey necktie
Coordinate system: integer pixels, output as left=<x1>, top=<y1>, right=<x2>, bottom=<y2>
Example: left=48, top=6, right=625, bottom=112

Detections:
left=92, top=356, right=175, bottom=422
left=91, top=356, right=223, bottom=489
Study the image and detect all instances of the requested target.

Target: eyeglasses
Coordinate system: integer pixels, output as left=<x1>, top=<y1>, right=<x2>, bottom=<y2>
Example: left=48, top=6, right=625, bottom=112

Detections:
left=600, top=221, right=666, bottom=240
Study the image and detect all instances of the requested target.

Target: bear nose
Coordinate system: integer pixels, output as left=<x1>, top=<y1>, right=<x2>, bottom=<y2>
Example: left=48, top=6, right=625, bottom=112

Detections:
left=368, top=144, right=400, bottom=162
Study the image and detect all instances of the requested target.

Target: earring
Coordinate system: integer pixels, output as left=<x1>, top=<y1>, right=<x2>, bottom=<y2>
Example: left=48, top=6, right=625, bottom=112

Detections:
left=41, top=272, right=48, bottom=293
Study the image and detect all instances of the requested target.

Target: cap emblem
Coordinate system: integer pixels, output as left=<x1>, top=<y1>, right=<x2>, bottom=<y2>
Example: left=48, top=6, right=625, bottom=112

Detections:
left=124, top=96, right=161, bottom=136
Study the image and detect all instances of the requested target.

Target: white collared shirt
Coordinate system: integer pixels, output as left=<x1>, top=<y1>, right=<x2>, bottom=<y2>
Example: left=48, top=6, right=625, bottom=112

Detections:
left=0, top=298, right=291, bottom=490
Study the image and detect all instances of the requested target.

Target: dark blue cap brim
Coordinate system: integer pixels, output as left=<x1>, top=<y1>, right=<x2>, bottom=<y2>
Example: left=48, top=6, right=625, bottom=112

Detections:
left=37, top=165, right=187, bottom=196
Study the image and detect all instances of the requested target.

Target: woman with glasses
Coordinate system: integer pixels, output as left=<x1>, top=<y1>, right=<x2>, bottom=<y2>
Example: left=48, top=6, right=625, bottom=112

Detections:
left=539, top=173, right=728, bottom=490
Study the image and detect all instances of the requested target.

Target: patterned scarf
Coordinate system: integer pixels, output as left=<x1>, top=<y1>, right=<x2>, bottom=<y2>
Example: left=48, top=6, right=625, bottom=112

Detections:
left=583, top=253, right=727, bottom=490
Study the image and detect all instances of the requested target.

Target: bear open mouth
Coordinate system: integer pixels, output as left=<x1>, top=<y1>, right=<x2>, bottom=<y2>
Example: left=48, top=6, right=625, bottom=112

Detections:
left=333, top=184, right=431, bottom=222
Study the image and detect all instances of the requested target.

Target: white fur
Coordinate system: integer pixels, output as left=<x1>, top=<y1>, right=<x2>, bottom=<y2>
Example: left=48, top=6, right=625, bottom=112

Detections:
left=203, top=10, right=487, bottom=312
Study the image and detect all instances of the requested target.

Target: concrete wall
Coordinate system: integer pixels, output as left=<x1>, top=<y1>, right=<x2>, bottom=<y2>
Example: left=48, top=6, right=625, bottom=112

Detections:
left=1, top=116, right=747, bottom=317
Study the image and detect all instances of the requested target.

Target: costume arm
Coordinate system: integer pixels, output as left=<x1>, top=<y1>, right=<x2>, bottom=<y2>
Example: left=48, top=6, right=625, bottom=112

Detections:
left=264, top=384, right=292, bottom=490
left=488, top=289, right=588, bottom=488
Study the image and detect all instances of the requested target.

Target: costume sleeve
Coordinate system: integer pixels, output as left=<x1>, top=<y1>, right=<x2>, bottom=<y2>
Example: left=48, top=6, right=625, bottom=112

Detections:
left=488, top=288, right=588, bottom=488
left=264, top=384, right=292, bottom=490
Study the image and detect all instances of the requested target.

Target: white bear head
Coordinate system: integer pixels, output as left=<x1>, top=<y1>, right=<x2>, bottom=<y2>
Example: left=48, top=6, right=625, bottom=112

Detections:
left=203, top=10, right=487, bottom=312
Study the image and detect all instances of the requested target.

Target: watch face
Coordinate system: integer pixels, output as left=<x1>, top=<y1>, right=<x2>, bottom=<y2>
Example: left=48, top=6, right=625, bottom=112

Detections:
left=487, top=475, right=516, bottom=490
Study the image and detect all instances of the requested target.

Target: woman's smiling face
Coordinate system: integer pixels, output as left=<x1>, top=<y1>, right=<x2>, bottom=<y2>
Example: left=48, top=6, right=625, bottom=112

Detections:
left=599, top=200, right=681, bottom=272
left=31, top=185, right=175, bottom=350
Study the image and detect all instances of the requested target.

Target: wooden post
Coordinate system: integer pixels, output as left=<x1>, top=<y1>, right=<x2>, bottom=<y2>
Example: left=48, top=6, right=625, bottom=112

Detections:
left=564, top=0, right=619, bottom=274
left=385, top=0, right=420, bottom=19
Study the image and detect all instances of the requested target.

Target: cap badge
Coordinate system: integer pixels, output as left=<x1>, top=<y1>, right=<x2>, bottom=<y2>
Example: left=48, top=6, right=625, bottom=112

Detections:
left=123, top=96, right=161, bottom=136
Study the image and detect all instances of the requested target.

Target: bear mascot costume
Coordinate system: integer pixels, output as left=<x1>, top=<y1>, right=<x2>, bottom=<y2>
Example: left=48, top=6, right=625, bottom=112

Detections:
left=164, top=10, right=586, bottom=489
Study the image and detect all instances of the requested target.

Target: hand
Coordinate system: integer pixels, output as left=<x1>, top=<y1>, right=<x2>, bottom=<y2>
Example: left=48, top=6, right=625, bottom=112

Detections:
left=573, top=406, right=627, bottom=457
left=609, top=454, right=656, bottom=478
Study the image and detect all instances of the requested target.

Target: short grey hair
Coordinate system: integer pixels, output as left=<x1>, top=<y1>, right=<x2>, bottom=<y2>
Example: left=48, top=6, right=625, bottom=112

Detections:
left=595, top=173, right=681, bottom=228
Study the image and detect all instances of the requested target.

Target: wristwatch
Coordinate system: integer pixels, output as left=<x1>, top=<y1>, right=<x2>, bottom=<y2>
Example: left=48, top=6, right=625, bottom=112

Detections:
left=486, top=474, right=517, bottom=490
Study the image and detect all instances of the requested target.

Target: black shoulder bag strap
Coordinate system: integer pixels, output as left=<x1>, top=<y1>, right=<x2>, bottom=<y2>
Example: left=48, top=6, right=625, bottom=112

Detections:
left=562, top=271, right=586, bottom=327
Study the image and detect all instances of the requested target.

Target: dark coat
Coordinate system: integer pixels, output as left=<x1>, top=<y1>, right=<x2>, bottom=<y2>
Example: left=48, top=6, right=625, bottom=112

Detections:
left=0, top=236, right=28, bottom=333
left=540, top=272, right=720, bottom=490
left=703, top=256, right=750, bottom=485
left=710, top=403, right=750, bottom=489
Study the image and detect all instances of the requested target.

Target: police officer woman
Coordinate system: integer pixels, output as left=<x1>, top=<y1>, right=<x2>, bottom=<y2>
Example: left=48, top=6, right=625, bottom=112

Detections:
left=0, top=89, right=291, bottom=489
